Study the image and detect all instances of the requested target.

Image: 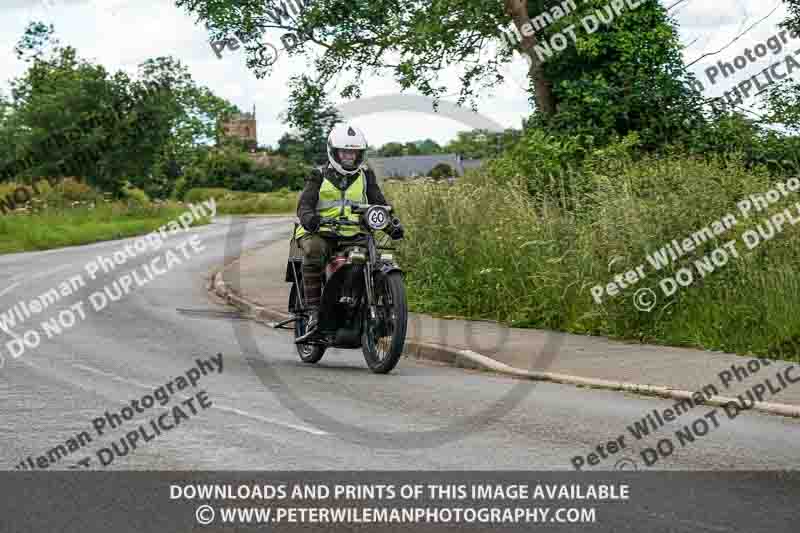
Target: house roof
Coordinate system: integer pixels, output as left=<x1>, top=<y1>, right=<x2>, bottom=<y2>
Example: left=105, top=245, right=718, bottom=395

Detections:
left=369, top=154, right=470, bottom=178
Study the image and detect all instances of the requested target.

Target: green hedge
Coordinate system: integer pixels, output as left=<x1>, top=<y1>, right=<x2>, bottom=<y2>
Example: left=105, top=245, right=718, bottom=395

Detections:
left=184, top=187, right=298, bottom=215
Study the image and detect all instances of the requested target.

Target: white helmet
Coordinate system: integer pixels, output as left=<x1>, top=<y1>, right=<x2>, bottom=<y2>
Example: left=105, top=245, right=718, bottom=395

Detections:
left=327, top=123, right=368, bottom=176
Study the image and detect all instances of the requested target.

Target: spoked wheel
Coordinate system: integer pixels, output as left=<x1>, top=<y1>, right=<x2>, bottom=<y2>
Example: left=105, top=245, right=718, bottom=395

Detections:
left=294, top=312, right=326, bottom=364
left=362, top=272, right=408, bottom=374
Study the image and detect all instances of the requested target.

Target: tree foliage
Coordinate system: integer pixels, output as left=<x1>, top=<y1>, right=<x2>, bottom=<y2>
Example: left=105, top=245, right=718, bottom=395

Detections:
left=782, top=0, right=800, bottom=34
left=181, top=145, right=308, bottom=195
left=283, top=75, right=342, bottom=165
left=443, top=129, right=522, bottom=159
left=174, top=0, right=701, bottom=150
left=378, top=142, right=406, bottom=157
left=429, top=162, right=456, bottom=180
left=1, top=22, right=238, bottom=197
left=176, top=0, right=511, bottom=114
left=524, top=0, right=704, bottom=147
left=416, top=139, right=443, bottom=155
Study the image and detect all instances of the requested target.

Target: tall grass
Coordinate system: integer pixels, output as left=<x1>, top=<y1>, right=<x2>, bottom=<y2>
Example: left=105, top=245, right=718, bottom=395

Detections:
left=387, top=154, right=800, bottom=360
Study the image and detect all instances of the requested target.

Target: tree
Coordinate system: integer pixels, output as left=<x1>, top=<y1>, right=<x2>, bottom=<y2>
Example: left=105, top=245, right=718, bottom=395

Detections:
left=175, top=0, right=548, bottom=116
left=443, top=129, right=521, bottom=159
left=404, top=142, right=421, bottom=156
left=176, top=0, right=700, bottom=152
left=136, top=56, right=239, bottom=197
left=759, top=3, right=800, bottom=134
left=181, top=145, right=309, bottom=193
left=276, top=132, right=307, bottom=160
left=378, top=142, right=405, bottom=157
left=526, top=0, right=704, bottom=147
left=1, top=23, right=238, bottom=197
left=429, top=162, right=456, bottom=180
left=173, top=0, right=698, bottom=149
left=4, top=23, right=150, bottom=193
left=417, top=139, right=442, bottom=155
left=759, top=81, right=800, bottom=134
left=782, top=0, right=800, bottom=34
left=283, top=76, right=341, bottom=165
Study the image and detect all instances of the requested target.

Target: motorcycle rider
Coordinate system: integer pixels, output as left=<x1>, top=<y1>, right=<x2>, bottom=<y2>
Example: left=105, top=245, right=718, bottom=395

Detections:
left=294, top=123, right=404, bottom=343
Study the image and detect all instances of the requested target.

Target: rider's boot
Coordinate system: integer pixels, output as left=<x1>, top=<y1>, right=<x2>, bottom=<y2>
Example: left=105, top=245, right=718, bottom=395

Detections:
left=295, top=307, right=320, bottom=343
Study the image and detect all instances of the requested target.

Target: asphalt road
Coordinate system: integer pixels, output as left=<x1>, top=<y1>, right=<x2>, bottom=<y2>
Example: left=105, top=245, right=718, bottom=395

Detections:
left=0, top=216, right=798, bottom=472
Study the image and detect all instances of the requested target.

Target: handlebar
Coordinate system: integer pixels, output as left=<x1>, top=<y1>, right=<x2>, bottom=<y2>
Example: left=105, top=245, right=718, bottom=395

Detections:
left=306, top=205, right=398, bottom=236
left=350, top=204, right=392, bottom=215
left=317, top=205, right=394, bottom=228
left=318, top=217, right=360, bottom=227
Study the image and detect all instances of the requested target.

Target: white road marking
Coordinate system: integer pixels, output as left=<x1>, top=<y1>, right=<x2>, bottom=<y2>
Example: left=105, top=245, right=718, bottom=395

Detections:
left=29, top=263, right=74, bottom=280
left=0, top=282, right=21, bottom=298
left=68, top=362, right=328, bottom=436
left=70, top=363, right=118, bottom=378
left=211, top=404, right=329, bottom=436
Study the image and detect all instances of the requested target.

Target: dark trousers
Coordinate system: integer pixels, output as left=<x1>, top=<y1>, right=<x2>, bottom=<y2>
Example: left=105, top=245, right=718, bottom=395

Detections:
left=298, top=234, right=335, bottom=308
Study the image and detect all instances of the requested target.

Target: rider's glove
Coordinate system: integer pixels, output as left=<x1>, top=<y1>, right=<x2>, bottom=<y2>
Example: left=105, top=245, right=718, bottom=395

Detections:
left=388, top=218, right=404, bottom=240
left=301, top=213, right=321, bottom=233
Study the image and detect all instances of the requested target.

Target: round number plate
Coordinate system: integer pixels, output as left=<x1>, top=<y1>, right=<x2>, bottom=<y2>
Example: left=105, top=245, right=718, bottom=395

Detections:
left=366, top=206, right=390, bottom=230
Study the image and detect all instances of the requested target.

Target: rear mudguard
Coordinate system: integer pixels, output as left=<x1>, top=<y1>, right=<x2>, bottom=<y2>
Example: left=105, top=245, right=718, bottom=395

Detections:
left=286, top=260, right=302, bottom=283
left=288, top=281, right=301, bottom=313
left=286, top=231, right=303, bottom=283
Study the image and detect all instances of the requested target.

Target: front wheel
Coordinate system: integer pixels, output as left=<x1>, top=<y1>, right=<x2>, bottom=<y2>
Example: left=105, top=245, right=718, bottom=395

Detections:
left=292, top=283, right=326, bottom=363
left=362, top=271, right=408, bottom=374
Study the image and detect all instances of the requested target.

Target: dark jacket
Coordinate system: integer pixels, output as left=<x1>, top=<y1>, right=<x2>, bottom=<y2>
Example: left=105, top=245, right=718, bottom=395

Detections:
left=296, top=164, right=391, bottom=230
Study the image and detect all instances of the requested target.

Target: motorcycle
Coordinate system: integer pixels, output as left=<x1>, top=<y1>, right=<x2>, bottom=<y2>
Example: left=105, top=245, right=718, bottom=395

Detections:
left=275, top=204, right=408, bottom=374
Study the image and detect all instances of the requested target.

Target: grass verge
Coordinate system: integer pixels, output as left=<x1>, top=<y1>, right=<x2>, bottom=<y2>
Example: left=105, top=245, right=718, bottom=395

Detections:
left=0, top=202, right=208, bottom=254
left=386, top=154, right=800, bottom=361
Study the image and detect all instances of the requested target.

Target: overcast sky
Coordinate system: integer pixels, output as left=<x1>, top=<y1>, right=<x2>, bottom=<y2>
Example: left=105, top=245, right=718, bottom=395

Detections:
left=0, top=0, right=793, bottom=148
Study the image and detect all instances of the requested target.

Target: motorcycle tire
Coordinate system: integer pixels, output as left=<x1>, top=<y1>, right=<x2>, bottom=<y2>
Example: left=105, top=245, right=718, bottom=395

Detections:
left=362, top=271, right=407, bottom=374
left=293, top=286, right=326, bottom=363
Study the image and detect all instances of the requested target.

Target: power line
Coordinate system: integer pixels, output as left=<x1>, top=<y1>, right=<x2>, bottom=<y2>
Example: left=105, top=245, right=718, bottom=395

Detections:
left=666, top=0, right=692, bottom=12
left=686, top=2, right=782, bottom=68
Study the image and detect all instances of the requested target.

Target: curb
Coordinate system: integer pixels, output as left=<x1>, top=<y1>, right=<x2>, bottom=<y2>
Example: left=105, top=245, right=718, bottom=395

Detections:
left=210, top=271, right=800, bottom=420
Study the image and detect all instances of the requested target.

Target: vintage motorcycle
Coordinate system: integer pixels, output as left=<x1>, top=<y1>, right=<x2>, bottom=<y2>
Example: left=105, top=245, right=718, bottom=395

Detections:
left=276, top=204, right=408, bottom=374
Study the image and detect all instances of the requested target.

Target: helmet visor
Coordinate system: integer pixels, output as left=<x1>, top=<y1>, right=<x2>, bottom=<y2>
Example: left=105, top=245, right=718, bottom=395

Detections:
left=336, top=148, right=364, bottom=170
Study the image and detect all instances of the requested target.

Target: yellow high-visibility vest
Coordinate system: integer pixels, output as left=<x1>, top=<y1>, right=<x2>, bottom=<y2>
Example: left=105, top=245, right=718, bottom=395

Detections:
left=295, top=169, right=367, bottom=239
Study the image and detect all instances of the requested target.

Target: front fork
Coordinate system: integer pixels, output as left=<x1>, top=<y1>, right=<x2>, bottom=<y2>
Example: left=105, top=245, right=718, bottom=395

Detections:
left=363, top=235, right=379, bottom=321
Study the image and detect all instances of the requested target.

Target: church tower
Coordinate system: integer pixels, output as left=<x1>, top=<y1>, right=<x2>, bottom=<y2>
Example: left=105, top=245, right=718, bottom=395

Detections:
left=220, top=104, right=258, bottom=151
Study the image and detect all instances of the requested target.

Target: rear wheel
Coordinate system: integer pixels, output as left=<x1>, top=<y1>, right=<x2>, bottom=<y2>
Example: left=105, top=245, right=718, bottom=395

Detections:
left=295, top=314, right=326, bottom=363
left=362, top=272, right=407, bottom=374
